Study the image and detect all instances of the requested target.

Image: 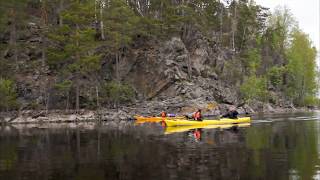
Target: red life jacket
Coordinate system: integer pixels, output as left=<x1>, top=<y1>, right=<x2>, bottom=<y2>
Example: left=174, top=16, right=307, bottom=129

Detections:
left=161, top=121, right=166, bottom=127
left=194, top=130, right=201, bottom=140
left=194, top=111, right=201, bottom=120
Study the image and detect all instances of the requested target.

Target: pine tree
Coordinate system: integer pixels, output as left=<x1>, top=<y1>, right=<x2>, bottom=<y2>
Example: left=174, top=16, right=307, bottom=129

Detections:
left=48, top=0, right=101, bottom=112
left=0, top=0, right=30, bottom=70
left=102, top=0, right=139, bottom=81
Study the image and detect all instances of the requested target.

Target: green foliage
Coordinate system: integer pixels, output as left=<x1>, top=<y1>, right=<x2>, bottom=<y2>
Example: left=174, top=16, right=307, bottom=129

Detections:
left=102, top=0, right=140, bottom=49
left=314, top=98, right=320, bottom=107
left=0, top=0, right=29, bottom=31
left=266, top=6, right=297, bottom=51
left=285, top=29, right=317, bottom=106
left=240, top=75, right=268, bottom=102
left=302, top=96, right=317, bottom=106
left=54, top=80, right=72, bottom=93
left=67, top=55, right=101, bottom=75
left=101, top=81, right=135, bottom=105
left=201, top=1, right=221, bottom=32
left=235, top=1, right=266, bottom=50
left=0, top=58, right=12, bottom=78
left=0, top=0, right=319, bottom=110
left=48, top=1, right=101, bottom=76
left=242, top=48, right=261, bottom=75
left=0, top=78, right=18, bottom=111
left=267, top=66, right=285, bottom=88
left=221, top=60, right=243, bottom=84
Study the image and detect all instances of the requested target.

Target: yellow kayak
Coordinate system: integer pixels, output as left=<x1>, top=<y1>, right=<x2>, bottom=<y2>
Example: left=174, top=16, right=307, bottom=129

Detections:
left=165, top=123, right=251, bottom=134
left=134, top=115, right=186, bottom=124
left=165, top=117, right=251, bottom=127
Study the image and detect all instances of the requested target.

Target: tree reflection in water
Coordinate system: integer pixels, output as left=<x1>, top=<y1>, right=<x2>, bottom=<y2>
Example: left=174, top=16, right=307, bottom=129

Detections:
left=0, top=115, right=319, bottom=180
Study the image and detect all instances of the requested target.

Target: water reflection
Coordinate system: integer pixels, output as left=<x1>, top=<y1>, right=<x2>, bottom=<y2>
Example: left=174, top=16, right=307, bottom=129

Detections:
left=0, top=113, right=320, bottom=180
left=245, top=120, right=320, bottom=180
left=168, top=125, right=243, bottom=144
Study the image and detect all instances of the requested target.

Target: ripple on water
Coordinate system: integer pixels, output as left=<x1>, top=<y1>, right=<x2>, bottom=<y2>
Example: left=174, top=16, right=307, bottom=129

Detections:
left=251, top=119, right=273, bottom=123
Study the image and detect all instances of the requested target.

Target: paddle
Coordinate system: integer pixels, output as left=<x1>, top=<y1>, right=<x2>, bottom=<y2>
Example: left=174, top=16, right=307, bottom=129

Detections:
left=182, top=114, right=221, bottom=121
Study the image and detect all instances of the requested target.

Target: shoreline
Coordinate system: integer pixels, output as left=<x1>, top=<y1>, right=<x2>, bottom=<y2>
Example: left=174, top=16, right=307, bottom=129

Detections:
left=0, top=102, right=315, bottom=125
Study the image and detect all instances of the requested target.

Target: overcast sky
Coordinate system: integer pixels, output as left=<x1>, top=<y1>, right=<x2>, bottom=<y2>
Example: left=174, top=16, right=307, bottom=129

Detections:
left=255, top=0, right=320, bottom=60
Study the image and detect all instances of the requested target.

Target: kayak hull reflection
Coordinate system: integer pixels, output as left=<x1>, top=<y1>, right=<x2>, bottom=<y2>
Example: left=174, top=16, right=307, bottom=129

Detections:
left=165, top=123, right=251, bottom=134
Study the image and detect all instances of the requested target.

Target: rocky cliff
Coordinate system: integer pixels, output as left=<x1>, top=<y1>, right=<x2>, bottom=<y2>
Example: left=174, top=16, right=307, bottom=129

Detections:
left=0, top=23, right=298, bottom=123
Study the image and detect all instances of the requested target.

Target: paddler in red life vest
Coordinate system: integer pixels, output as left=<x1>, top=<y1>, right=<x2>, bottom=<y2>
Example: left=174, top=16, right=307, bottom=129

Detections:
left=193, top=109, right=202, bottom=121
left=160, top=111, right=167, bottom=126
left=161, top=111, right=167, bottom=118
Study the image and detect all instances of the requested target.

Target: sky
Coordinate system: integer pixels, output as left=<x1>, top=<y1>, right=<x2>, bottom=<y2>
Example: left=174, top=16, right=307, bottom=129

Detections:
left=255, top=0, right=320, bottom=63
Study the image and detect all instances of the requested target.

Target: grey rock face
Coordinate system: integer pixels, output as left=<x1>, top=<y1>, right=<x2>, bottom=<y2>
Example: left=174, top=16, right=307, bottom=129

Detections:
left=120, top=36, right=240, bottom=107
left=4, top=23, right=295, bottom=117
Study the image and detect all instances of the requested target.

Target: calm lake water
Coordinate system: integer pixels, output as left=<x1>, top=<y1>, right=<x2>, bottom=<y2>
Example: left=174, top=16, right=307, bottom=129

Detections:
left=1, top=112, right=320, bottom=180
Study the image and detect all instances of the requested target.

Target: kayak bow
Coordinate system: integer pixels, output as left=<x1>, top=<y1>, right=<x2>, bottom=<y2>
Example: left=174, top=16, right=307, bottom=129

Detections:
left=134, top=115, right=186, bottom=124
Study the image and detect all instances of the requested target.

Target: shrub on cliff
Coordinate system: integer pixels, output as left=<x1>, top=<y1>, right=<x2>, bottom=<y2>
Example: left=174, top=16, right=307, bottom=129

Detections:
left=240, top=75, right=268, bottom=102
left=101, top=81, right=135, bottom=107
left=241, top=48, right=261, bottom=75
left=267, top=66, right=285, bottom=89
left=0, top=78, right=19, bottom=111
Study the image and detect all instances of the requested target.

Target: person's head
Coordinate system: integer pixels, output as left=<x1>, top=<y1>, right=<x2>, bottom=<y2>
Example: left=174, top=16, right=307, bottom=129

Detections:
left=198, top=109, right=201, bottom=112
left=229, top=106, right=236, bottom=111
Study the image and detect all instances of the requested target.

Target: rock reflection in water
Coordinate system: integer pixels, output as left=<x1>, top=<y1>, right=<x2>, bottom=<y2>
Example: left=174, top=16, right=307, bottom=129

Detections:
left=0, top=114, right=320, bottom=180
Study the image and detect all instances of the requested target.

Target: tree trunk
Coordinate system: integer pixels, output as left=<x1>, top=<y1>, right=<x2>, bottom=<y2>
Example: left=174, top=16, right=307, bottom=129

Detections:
left=45, top=91, right=50, bottom=114
left=75, top=24, right=80, bottom=113
left=219, top=0, right=223, bottom=43
left=40, top=2, right=48, bottom=67
left=96, top=86, right=99, bottom=108
left=239, top=27, right=246, bottom=51
left=95, top=0, right=98, bottom=24
left=100, top=1, right=105, bottom=40
left=41, top=41, right=46, bottom=67
left=115, top=52, right=120, bottom=108
left=76, top=83, right=80, bottom=113
left=9, top=9, right=18, bottom=70
left=116, top=52, right=120, bottom=82
left=231, top=0, right=237, bottom=51
left=66, top=91, right=69, bottom=112
left=59, top=0, right=64, bottom=26
left=300, top=76, right=306, bottom=105
left=187, top=54, right=192, bottom=79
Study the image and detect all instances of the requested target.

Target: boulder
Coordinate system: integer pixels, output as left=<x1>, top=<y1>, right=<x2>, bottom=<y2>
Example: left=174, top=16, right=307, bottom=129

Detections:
left=263, top=103, right=275, bottom=113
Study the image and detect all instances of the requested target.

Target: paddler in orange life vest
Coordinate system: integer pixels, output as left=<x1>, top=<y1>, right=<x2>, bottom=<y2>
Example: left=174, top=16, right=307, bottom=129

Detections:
left=193, top=109, right=202, bottom=121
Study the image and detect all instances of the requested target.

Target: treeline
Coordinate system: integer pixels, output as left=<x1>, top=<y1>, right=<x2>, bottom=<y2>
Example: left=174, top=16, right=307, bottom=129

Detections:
left=240, top=6, right=318, bottom=106
left=0, top=0, right=318, bottom=111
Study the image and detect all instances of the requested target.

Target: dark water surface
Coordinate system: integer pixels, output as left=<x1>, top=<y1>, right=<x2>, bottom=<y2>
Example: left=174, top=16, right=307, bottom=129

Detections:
left=1, top=112, right=320, bottom=180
